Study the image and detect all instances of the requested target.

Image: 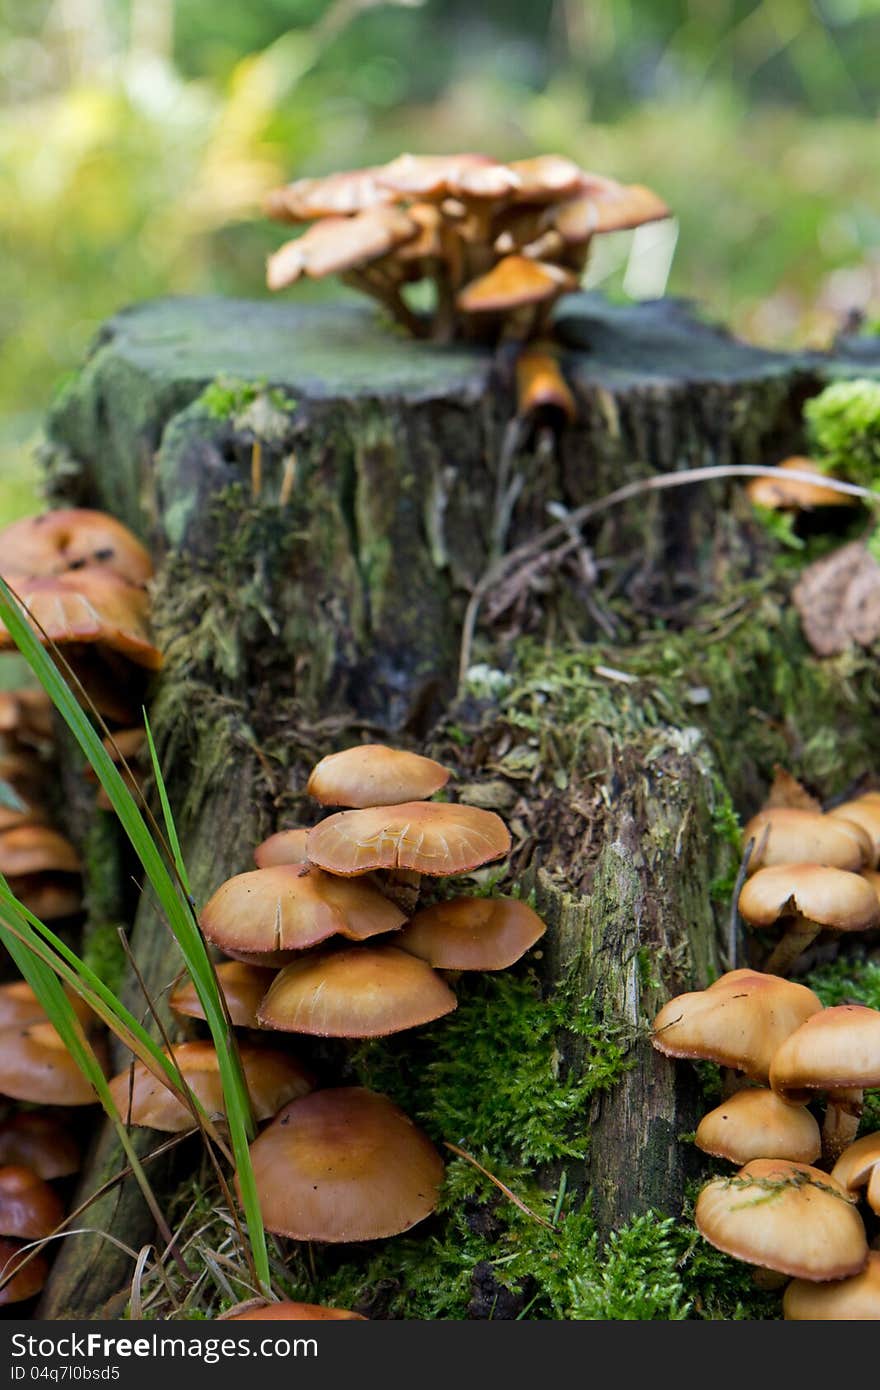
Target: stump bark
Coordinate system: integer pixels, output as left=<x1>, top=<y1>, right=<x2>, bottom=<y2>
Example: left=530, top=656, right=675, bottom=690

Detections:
left=36, top=294, right=880, bottom=1317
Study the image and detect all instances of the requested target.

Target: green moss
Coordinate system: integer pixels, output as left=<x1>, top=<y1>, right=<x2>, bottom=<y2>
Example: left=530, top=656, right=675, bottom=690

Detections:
left=805, top=377, right=880, bottom=487
left=196, top=377, right=296, bottom=423
left=80, top=920, right=126, bottom=994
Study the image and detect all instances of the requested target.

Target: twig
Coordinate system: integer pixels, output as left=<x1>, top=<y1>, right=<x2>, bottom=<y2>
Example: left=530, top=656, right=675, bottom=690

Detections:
left=457, top=463, right=878, bottom=686
left=443, top=1141, right=554, bottom=1230
left=727, top=824, right=770, bottom=969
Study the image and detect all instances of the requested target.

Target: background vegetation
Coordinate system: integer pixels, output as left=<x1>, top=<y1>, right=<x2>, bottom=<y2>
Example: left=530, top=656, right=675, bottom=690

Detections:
left=2, top=0, right=879, bottom=519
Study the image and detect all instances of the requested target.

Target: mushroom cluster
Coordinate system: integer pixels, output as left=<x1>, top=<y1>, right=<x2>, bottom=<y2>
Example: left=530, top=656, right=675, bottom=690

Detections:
left=128, top=741, right=549, bottom=1254
left=653, top=969, right=880, bottom=1318
left=264, top=153, right=669, bottom=346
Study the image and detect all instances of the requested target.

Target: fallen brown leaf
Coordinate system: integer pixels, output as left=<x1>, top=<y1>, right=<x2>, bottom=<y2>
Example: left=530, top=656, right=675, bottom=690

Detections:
left=792, top=541, right=880, bottom=657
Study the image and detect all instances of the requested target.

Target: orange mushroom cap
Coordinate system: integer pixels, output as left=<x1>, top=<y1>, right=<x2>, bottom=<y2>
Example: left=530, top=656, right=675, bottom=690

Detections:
left=170, top=961, right=275, bottom=1030
left=200, top=864, right=406, bottom=961
left=307, top=744, right=451, bottom=809
left=263, top=167, right=394, bottom=222
left=0, top=509, right=153, bottom=585
left=108, top=1041, right=314, bottom=1132
left=0, top=1112, right=79, bottom=1180
left=738, top=863, right=880, bottom=932
left=224, top=1301, right=365, bottom=1321
left=377, top=153, right=510, bottom=200
left=241, top=1087, right=444, bottom=1242
left=267, top=207, right=417, bottom=290
left=0, top=1237, right=48, bottom=1305
left=0, top=1166, right=65, bottom=1240
left=784, top=1250, right=880, bottom=1319
left=253, top=828, right=311, bottom=869
left=397, top=894, right=546, bottom=971
left=0, top=570, right=162, bottom=671
left=552, top=178, right=670, bottom=241
left=770, top=1005, right=880, bottom=1100
left=257, top=944, right=457, bottom=1038
left=831, top=1132, right=880, bottom=1212
left=0, top=979, right=92, bottom=1031
left=10, top=875, right=83, bottom=921
left=829, top=794, right=880, bottom=868
left=745, top=458, right=857, bottom=512
left=457, top=255, right=576, bottom=314
left=0, top=1021, right=104, bottom=1105
left=651, top=969, right=822, bottom=1082
left=306, top=801, right=510, bottom=877
left=742, top=807, right=870, bottom=874
left=695, top=1088, right=821, bottom=1165
left=695, top=1159, right=867, bottom=1281
left=0, top=826, right=80, bottom=877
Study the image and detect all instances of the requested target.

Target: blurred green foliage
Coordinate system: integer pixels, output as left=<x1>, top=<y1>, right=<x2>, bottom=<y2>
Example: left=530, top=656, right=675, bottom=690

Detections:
left=1, top=0, right=879, bottom=520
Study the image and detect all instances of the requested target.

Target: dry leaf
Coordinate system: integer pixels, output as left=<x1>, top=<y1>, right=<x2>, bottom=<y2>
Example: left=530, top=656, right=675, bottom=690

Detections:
left=762, top=765, right=821, bottom=813
left=792, top=541, right=880, bottom=657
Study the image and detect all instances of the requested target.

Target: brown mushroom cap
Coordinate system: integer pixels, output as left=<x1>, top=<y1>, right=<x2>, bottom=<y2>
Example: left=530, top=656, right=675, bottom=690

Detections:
left=0, top=689, right=53, bottom=745
left=397, top=895, right=546, bottom=971
left=784, top=1250, right=880, bottom=1319
left=0, top=1112, right=79, bottom=1179
left=738, top=863, right=880, bottom=932
left=11, top=875, right=83, bottom=921
left=829, top=794, right=880, bottom=868
left=552, top=179, right=670, bottom=241
left=770, top=1005, right=880, bottom=1099
left=0, top=981, right=93, bottom=1032
left=514, top=346, right=576, bottom=423
left=695, top=1158, right=867, bottom=1281
left=457, top=255, right=576, bottom=313
left=0, top=1021, right=104, bottom=1105
left=0, top=826, right=81, bottom=877
left=257, top=945, right=457, bottom=1038
left=200, top=865, right=406, bottom=961
left=0, top=1166, right=65, bottom=1240
left=170, top=961, right=276, bottom=1030
left=253, top=828, right=311, bottom=869
left=225, top=1300, right=366, bottom=1321
left=742, top=808, right=870, bottom=874
left=263, top=166, right=393, bottom=222
left=267, top=207, right=417, bottom=290
left=306, top=744, right=451, bottom=809
left=306, top=801, right=510, bottom=877
left=0, top=1237, right=48, bottom=1305
left=241, top=1087, right=444, bottom=1242
left=695, top=1088, right=821, bottom=1165
left=377, top=152, right=509, bottom=200
left=108, top=1041, right=314, bottom=1132
left=506, top=155, right=589, bottom=203
left=0, top=570, right=162, bottom=671
left=0, top=509, right=153, bottom=585
left=831, top=1132, right=880, bottom=1210
left=745, top=457, right=857, bottom=512
left=651, top=969, right=822, bottom=1081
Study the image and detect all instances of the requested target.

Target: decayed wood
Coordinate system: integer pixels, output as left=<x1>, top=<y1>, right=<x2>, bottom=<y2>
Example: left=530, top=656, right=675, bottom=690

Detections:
left=36, top=294, right=880, bottom=1314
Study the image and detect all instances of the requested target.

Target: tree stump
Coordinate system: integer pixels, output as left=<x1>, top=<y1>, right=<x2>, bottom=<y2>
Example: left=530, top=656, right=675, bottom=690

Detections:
left=36, top=294, right=880, bottom=1317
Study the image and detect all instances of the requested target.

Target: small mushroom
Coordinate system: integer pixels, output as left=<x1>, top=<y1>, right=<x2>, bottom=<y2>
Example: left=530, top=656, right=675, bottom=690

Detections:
left=223, top=1301, right=365, bottom=1321
left=306, top=744, right=450, bottom=808
left=695, top=1158, right=867, bottom=1282
left=829, top=793, right=880, bottom=869
left=741, top=807, right=870, bottom=874
left=0, top=1112, right=79, bottom=1179
left=738, top=863, right=879, bottom=975
left=170, top=962, right=276, bottom=1031
left=770, top=1004, right=880, bottom=1160
left=514, top=344, right=576, bottom=425
left=240, top=1087, right=444, bottom=1242
left=396, top=894, right=546, bottom=971
left=263, top=167, right=394, bottom=222
left=257, top=944, right=456, bottom=1038
left=0, top=509, right=153, bottom=585
left=107, top=1041, right=314, bottom=1132
left=784, top=1251, right=880, bottom=1319
left=695, top=1087, right=821, bottom=1165
left=457, top=254, right=576, bottom=338
left=830, top=1132, right=880, bottom=1215
left=306, top=800, right=510, bottom=877
left=0, top=569, right=162, bottom=671
left=253, top=828, right=311, bottom=869
left=745, top=457, right=858, bottom=512
left=0, top=1021, right=105, bottom=1106
left=200, top=865, right=406, bottom=963
left=0, top=1237, right=49, bottom=1305
left=0, top=826, right=80, bottom=878
left=651, top=969, right=823, bottom=1084
left=0, top=1166, right=64, bottom=1240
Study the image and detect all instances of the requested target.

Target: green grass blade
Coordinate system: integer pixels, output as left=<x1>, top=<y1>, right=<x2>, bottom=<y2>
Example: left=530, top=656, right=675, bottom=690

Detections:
left=0, top=576, right=270, bottom=1292
left=142, top=708, right=191, bottom=898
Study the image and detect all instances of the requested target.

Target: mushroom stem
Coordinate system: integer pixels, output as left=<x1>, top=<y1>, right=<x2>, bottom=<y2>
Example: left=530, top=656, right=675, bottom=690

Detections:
left=822, top=1088, right=863, bottom=1164
left=431, top=263, right=458, bottom=343
left=340, top=271, right=427, bottom=338
left=752, top=1268, right=788, bottom=1291
left=764, top=912, right=821, bottom=976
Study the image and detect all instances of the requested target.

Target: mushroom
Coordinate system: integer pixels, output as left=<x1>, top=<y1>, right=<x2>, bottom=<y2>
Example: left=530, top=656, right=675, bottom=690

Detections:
left=784, top=1250, right=880, bottom=1319
left=0, top=569, right=162, bottom=672
left=0, top=826, right=81, bottom=878
left=829, top=793, right=880, bottom=869
left=457, top=255, right=577, bottom=339
left=0, top=1237, right=48, bottom=1305
left=396, top=894, right=546, bottom=971
left=107, top=1041, right=314, bottom=1132
left=770, top=1004, right=880, bottom=1160
left=0, top=1022, right=105, bottom=1106
left=0, top=1166, right=64, bottom=1240
left=745, top=457, right=859, bottom=513
left=10, top=876, right=83, bottom=921
left=0, top=689, right=54, bottom=748
left=0, top=980, right=92, bottom=1031
left=263, top=167, right=394, bottom=222
left=514, top=344, right=576, bottom=425
left=306, top=744, right=450, bottom=808
left=737, top=863, right=879, bottom=975
left=200, top=865, right=406, bottom=964
left=741, top=807, right=870, bottom=874
left=257, top=944, right=457, bottom=1038
left=306, top=800, right=510, bottom=877
left=253, top=828, right=311, bottom=869
left=0, top=509, right=153, bottom=585
left=651, top=969, right=823, bottom=1084
left=695, top=1087, right=821, bottom=1166
left=223, top=1301, right=365, bottom=1321
left=240, top=1087, right=444, bottom=1242
left=830, top=1132, right=880, bottom=1215
left=0, top=1112, right=79, bottom=1180
left=695, top=1159, right=867, bottom=1282
left=170, top=962, right=275, bottom=1031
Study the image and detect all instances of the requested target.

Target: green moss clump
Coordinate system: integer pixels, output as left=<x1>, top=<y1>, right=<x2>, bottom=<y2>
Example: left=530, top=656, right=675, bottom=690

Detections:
left=80, top=920, right=126, bottom=994
left=805, top=378, right=880, bottom=487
